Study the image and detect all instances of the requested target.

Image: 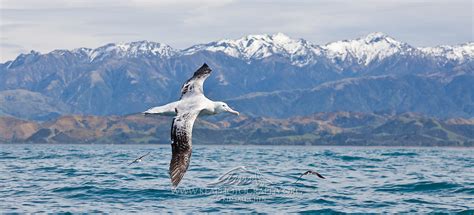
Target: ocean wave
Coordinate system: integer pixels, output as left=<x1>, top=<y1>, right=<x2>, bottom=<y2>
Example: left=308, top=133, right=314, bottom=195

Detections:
left=375, top=181, right=460, bottom=192
left=53, top=185, right=174, bottom=201
left=0, top=155, right=17, bottom=159
left=52, top=185, right=96, bottom=193
left=336, top=155, right=383, bottom=162
left=299, top=208, right=345, bottom=214
left=453, top=187, right=474, bottom=195
left=381, top=152, right=419, bottom=156
left=21, top=153, right=95, bottom=160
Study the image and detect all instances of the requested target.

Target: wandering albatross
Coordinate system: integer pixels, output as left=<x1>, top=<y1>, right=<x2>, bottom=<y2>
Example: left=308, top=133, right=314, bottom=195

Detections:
left=143, top=63, right=239, bottom=187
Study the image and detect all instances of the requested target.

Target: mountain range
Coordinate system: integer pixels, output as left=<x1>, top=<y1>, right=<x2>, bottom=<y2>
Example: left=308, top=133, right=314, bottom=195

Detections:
left=0, top=32, right=473, bottom=120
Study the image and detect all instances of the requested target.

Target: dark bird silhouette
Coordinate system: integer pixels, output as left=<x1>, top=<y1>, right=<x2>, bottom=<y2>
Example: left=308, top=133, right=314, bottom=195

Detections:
left=128, top=152, right=151, bottom=166
left=294, top=170, right=325, bottom=183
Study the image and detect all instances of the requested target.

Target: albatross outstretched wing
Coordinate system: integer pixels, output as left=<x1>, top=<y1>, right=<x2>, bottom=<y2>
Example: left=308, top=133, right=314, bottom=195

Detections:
left=180, top=63, right=212, bottom=99
left=169, top=110, right=200, bottom=187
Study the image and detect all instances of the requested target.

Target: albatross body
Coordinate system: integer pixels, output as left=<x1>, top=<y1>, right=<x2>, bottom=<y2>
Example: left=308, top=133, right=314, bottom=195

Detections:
left=143, top=64, right=239, bottom=187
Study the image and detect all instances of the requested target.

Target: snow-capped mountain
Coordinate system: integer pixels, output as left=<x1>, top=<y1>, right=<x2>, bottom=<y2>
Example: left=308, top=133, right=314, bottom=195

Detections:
left=183, top=33, right=321, bottom=66
left=322, top=32, right=416, bottom=65
left=183, top=32, right=473, bottom=66
left=1, top=32, right=473, bottom=120
left=6, top=32, right=472, bottom=67
left=39, top=41, right=177, bottom=63
left=419, top=42, right=474, bottom=62
left=86, top=40, right=177, bottom=62
left=183, top=32, right=413, bottom=66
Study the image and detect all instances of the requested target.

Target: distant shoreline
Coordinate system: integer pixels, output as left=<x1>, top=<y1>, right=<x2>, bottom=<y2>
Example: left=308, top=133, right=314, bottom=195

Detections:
left=1, top=112, right=473, bottom=147
left=2, top=142, right=474, bottom=148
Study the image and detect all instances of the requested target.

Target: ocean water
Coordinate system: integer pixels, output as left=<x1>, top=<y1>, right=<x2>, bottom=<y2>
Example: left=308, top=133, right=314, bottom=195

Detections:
left=0, top=144, right=473, bottom=213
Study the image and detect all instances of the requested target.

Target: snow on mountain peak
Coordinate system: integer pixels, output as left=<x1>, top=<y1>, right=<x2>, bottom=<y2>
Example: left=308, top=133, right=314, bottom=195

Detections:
left=6, top=32, right=472, bottom=67
left=364, top=32, right=390, bottom=43
left=419, top=42, right=474, bottom=61
left=323, top=32, right=410, bottom=65
left=183, top=33, right=318, bottom=66
left=88, top=40, right=176, bottom=62
left=182, top=32, right=424, bottom=67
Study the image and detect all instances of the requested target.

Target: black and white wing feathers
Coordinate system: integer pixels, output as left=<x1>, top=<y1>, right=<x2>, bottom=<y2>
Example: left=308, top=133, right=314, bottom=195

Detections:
left=180, top=63, right=212, bottom=99
left=169, top=110, right=200, bottom=187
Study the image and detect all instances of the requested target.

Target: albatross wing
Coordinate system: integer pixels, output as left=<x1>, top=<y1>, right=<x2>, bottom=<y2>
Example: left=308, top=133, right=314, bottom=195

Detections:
left=180, top=63, right=212, bottom=99
left=169, top=110, right=200, bottom=187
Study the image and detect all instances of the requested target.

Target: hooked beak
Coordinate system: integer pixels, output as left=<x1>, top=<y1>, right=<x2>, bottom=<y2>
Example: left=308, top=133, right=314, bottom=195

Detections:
left=226, top=107, right=240, bottom=116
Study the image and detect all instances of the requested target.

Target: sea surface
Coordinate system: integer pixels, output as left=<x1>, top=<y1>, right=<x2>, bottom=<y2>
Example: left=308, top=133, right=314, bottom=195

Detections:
left=0, top=144, right=473, bottom=213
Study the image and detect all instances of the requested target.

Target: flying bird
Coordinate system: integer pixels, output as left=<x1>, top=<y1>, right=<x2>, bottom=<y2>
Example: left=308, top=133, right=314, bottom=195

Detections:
left=143, top=63, right=240, bottom=187
left=294, top=170, right=326, bottom=183
left=128, top=152, right=151, bottom=166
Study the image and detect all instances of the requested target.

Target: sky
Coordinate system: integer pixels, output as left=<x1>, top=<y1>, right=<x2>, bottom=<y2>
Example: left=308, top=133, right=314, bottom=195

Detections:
left=0, top=0, right=472, bottom=62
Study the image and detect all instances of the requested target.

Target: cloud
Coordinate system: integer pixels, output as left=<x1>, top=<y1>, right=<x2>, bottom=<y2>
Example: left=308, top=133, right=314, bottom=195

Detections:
left=93, top=32, right=141, bottom=37
left=0, top=42, right=27, bottom=61
left=0, top=0, right=233, bottom=9
left=0, top=0, right=472, bottom=62
left=0, top=42, right=22, bottom=48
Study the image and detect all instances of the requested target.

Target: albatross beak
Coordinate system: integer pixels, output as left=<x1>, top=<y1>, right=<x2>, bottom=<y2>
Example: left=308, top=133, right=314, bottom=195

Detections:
left=227, top=107, right=240, bottom=116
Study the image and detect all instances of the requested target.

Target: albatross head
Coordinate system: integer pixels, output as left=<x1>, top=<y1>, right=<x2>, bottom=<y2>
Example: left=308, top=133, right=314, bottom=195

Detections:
left=214, top=102, right=239, bottom=115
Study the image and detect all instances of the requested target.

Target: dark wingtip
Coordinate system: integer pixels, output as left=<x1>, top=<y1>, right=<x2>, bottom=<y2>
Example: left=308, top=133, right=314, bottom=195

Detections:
left=171, top=177, right=181, bottom=188
left=315, top=172, right=325, bottom=179
left=200, top=63, right=211, bottom=71
left=193, top=63, right=211, bottom=75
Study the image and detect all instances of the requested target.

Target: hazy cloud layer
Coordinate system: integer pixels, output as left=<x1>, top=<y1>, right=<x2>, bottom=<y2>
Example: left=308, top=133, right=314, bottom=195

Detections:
left=0, top=0, right=472, bottom=62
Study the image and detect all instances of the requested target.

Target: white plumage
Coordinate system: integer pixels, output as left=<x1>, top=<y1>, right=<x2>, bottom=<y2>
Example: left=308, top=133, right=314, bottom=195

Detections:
left=143, top=63, right=239, bottom=187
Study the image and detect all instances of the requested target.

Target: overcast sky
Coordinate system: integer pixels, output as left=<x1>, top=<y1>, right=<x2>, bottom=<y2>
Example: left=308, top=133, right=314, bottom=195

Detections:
left=0, top=0, right=472, bottom=62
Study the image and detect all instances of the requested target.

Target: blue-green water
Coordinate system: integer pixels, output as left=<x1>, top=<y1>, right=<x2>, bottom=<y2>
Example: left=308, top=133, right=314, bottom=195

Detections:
left=0, top=144, right=473, bottom=213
